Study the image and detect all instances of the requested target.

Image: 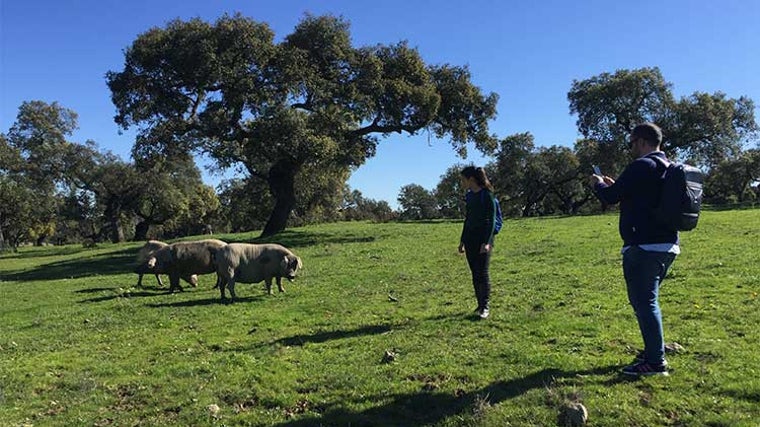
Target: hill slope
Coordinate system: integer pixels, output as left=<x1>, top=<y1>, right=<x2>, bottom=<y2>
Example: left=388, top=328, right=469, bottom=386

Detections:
left=1, top=210, right=758, bottom=426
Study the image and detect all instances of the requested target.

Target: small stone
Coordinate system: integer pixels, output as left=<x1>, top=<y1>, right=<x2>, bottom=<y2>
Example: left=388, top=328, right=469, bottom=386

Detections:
left=207, top=404, right=220, bottom=416
left=382, top=350, right=398, bottom=363
left=560, top=402, right=588, bottom=426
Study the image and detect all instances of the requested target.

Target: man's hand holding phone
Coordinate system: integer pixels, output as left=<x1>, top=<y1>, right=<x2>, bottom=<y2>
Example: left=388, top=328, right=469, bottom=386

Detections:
left=589, top=165, right=614, bottom=186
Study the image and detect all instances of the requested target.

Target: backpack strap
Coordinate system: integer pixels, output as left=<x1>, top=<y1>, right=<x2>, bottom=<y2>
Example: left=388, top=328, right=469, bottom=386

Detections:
left=646, top=153, right=670, bottom=178
left=468, top=189, right=489, bottom=205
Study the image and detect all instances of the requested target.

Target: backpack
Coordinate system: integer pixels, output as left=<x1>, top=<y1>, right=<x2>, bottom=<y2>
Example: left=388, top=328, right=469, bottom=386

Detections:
left=467, top=190, right=503, bottom=234
left=648, top=155, right=704, bottom=231
left=492, top=196, right=503, bottom=235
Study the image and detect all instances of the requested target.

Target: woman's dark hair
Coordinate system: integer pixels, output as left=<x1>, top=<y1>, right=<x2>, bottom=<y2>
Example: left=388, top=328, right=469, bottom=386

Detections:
left=461, top=166, right=494, bottom=191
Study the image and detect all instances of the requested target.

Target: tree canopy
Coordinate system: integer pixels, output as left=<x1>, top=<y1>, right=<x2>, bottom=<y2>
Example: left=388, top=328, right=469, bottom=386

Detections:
left=1, top=101, right=81, bottom=247
left=568, top=67, right=757, bottom=170
left=108, top=13, right=498, bottom=236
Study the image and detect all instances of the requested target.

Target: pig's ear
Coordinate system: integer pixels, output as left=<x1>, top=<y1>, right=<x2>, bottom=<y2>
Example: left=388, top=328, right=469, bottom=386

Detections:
left=292, top=256, right=302, bottom=270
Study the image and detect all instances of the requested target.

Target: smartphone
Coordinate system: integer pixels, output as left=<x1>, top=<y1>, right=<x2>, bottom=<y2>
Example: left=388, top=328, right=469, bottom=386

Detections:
left=592, top=165, right=602, bottom=175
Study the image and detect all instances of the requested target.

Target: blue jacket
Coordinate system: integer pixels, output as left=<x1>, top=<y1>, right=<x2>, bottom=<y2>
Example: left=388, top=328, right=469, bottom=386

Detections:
left=594, top=152, right=679, bottom=246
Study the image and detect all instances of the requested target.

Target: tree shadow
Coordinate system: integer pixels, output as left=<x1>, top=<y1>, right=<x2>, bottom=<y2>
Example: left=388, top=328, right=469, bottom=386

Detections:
left=133, top=283, right=172, bottom=291
left=74, top=287, right=124, bottom=294
left=222, top=229, right=378, bottom=249
left=1, top=247, right=137, bottom=282
left=274, top=365, right=624, bottom=427
left=224, top=323, right=401, bottom=353
left=0, top=228, right=384, bottom=283
left=275, top=324, right=395, bottom=347
left=78, top=290, right=170, bottom=304
left=0, top=246, right=87, bottom=260
left=146, top=295, right=263, bottom=308
left=720, top=388, right=760, bottom=404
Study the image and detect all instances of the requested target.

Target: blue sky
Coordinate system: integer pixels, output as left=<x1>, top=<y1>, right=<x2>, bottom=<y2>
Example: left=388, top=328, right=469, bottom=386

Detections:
left=2, top=0, right=758, bottom=208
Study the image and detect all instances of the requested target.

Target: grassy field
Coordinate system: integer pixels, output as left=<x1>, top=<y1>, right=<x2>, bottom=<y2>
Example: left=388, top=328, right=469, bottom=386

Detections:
left=1, top=210, right=758, bottom=426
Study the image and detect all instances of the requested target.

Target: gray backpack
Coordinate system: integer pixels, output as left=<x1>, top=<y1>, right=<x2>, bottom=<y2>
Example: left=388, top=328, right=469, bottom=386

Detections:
left=649, top=155, right=704, bottom=231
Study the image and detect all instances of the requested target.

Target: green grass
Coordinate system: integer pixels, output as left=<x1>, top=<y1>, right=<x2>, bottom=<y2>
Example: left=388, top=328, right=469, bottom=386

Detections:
left=1, top=210, right=759, bottom=426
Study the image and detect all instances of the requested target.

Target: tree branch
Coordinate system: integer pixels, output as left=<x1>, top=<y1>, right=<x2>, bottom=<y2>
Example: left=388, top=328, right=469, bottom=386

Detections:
left=244, top=164, right=268, bottom=181
left=189, top=91, right=204, bottom=121
left=291, top=92, right=314, bottom=112
left=351, top=116, right=418, bottom=137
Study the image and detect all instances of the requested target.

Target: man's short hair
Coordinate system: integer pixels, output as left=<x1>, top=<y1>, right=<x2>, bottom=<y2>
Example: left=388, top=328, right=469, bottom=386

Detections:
left=631, top=123, right=663, bottom=147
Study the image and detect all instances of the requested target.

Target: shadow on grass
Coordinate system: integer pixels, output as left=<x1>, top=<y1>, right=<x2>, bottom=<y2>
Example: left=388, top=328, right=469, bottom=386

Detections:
left=1, top=247, right=136, bottom=282
left=423, top=311, right=497, bottom=323
left=221, top=229, right=378, bottom=249
left=225, top=323, right=400, bottom=353
left=0, top=246, right=87, bottom=260
left=75, top=287, right=125, bottom=294
left=275, top=324, right=394, bottom=347
left=275, top=365, right=624, bottom=427
left=78, top=290, right=171, bottom=303
left=146, top=296, right=264, bottom=307
left=1, top=227, right=397, bottom=283
left=73, top=283, right=169, bottom=293
left=720, top=388, right=760, bottom=403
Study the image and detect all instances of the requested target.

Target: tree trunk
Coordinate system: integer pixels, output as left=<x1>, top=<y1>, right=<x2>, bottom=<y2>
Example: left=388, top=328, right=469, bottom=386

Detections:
left=106, top=201, right=125, bottom=243
left=35, top=235, right=47, bottom=246
left=111, top=220, right=124, bottom=243
left=571, top=194, right=592, bottom=215
left=0, top=225, right=5, bottom=252
left=134, top=220, right=150, bottom=241
left=260, top=160, right=299, bottom=237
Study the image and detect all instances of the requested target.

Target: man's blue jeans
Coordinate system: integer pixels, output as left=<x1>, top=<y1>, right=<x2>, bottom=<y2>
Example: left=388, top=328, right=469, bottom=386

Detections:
left=622, top=245, right=677, bottom=365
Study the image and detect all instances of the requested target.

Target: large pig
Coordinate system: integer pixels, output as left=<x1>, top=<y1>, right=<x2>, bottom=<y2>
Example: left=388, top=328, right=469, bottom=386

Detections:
left=145, top=239, right=227, bottom=292
left=134, top=240, right=197, bottom=288
left=214, top=243, right=302, bottom=302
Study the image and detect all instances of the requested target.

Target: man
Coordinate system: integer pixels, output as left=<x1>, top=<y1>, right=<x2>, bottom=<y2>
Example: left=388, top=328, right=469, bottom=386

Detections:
left=590, top=122, right=678, bottom=376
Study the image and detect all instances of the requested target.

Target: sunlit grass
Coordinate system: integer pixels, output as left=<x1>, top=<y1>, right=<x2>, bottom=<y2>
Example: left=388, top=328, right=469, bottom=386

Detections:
left=1, top=209, right=758, bottom=426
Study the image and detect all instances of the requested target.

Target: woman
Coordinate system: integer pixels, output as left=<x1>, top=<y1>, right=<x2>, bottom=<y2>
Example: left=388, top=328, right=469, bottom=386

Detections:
left=458, top=166, right=497, bottom=319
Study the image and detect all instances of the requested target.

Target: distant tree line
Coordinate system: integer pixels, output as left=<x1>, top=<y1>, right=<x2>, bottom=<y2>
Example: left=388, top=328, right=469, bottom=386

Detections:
left=2, top=14, right=758, bottom=250
left=0, top=101, right=396, bottom=250
left=398, top=68, right=759, bottom=220
left=0, top=101, right=216, bottom=249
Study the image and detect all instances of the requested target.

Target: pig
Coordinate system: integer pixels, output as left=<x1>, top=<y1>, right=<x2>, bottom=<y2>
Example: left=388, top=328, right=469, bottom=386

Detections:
left=214, top=243, right=302, bottom=302
left=133, top=240, right=197, bottom=287
left=145, top=239, right=227, bottom=292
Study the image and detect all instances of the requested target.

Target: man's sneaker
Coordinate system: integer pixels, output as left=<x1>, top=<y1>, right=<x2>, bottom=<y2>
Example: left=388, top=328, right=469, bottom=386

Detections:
left=478, top=308, right=490, bottom=319
left=622, top=361, right=669, bottom=377
left=635, top=351, right=669, bottom=367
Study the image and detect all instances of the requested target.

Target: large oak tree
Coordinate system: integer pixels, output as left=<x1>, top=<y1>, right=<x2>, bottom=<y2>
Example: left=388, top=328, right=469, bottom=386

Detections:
left=108, top=14, right=498, bottom=236
left=568, top=67, right=757, bottom=171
